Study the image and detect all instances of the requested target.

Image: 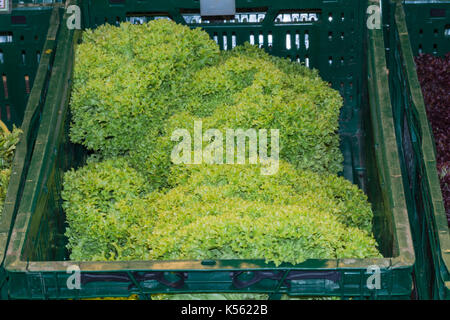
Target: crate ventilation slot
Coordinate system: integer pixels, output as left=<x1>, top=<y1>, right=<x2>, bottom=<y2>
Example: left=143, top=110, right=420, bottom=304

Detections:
left=25, top=75, right=30, bottom=94
left=285, top=30, right=310, bottom=50
left=0, top=32, right=13, bottom=43
left=6, top=104, right=10, bottom=121
left=2, top=74, right=8, bottom=99
left=125, top=13, right=172, bottom=24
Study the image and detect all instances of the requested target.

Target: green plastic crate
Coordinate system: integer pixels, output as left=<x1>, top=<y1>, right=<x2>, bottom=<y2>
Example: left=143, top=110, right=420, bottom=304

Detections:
left=0, top=4, right=56, bottom=129
left=0, top=5, right=62, bottom=299
left=384, top=0, right=450, bottom=300
left=4, top=0, right=415, bottom=300
left=403, top=0, right=450, bottom=56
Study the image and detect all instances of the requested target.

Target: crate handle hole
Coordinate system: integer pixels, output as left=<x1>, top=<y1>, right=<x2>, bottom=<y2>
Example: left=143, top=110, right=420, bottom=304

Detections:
left=430, top=8, right=446, bottom=18
left=275, top=10, right=320, bottom=23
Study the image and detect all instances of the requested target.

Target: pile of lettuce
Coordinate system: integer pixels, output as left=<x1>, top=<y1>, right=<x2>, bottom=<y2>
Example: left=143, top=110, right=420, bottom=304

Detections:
left=64, top=20, right=381, bottom=267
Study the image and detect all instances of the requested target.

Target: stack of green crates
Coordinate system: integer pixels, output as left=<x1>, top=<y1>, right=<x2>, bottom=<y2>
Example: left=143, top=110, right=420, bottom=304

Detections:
left=0, top=3, right=63, bottom=298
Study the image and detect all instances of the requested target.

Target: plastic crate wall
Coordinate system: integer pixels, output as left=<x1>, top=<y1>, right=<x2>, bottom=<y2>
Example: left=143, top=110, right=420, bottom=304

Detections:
left=384, top=0, right=450, bottom=300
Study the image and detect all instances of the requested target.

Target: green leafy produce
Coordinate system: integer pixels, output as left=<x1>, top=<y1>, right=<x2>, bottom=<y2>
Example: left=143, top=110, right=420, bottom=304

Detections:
left=129, top=44, right=343, bottom=188
left=62, top=158, right=156, bottom=261
left=168, top=161, right=374, bottom=233
left=142, top=187, right=379, bottom=264
left=64, top=20, right=380, bottom=277
left=0, top=126, right=22, bottom=219
left=64, top=159, right=380, bottom=263
left=70, top=21, right=343, bottom=183
left=69, top=20, right=219, bottom=157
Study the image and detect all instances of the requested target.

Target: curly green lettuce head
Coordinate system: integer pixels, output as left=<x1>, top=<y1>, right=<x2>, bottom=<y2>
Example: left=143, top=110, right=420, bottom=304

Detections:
left=69, top=20, right=220, bottom=157
left=63, top=158, right=379, bottom=263
left=71, top=22, right=343, bottom=180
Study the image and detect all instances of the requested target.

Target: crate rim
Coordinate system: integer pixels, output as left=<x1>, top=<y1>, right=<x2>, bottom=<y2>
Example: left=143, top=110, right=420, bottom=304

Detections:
left=4, top=0, right=415, bottom=289
left=403, top=0, right=450, bottom=4
left=10, top=3, right=63, bottom=11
